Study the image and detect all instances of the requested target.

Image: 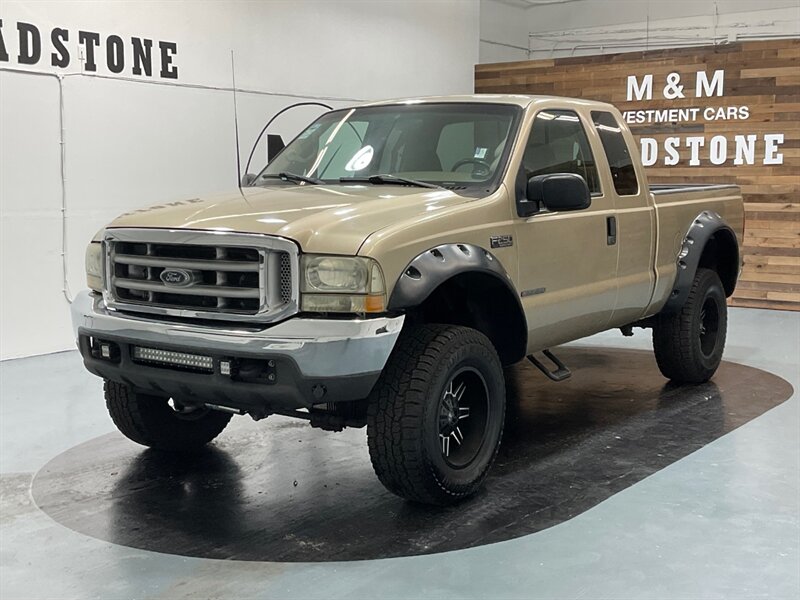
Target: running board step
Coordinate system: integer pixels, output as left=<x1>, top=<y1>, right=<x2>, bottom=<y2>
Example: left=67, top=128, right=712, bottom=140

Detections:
left=526, top=349, right=572, bottom=382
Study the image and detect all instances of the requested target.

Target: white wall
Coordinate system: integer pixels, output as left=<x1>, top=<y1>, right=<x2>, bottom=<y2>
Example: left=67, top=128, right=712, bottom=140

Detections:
left=480, top=0, right=800, bottom=62
left=479, top=1, right=531, bottom=63
left=0, top=0, right=480, bottom=359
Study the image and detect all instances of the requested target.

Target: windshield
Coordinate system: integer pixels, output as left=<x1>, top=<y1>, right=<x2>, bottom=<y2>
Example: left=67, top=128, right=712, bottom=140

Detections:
left=256, top=103, right=521, bottom=193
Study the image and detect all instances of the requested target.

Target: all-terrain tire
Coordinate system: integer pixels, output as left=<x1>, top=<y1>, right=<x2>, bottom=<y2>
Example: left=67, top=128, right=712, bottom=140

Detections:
left=104, top=380, right=232, bottom=451
left=367, top=324, right=506, bottom=505
left=653, top=267, right=727, bottom=384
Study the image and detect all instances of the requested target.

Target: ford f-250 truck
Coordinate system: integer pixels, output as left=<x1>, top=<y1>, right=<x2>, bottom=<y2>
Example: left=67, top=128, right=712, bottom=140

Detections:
left=72, top=95, right=743, bottom=505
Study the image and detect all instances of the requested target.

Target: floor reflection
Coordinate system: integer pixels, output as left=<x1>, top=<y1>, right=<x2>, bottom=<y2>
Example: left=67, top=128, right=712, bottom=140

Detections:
left=33, top=346, right=792, bottom=562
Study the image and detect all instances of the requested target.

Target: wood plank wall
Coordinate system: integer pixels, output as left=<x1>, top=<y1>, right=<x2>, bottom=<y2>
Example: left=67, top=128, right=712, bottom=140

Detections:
left=475, top=39, right=799, bottom=311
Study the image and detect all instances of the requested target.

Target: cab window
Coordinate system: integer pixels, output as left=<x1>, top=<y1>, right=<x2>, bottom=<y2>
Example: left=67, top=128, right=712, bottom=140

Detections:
left=521, top=109, right=601, bottom=195
left=591, top=111, right=639, bottom=196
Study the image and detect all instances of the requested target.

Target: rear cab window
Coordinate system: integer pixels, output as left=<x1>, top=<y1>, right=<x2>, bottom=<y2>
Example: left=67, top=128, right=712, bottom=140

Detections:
left=590, top=111, right=639, bottom=196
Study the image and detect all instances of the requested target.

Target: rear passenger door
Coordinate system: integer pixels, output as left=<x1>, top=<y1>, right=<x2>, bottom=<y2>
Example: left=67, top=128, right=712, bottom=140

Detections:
left=513, top=109, right=619, bottom=351
left=589, top=110, right=656, bottom=326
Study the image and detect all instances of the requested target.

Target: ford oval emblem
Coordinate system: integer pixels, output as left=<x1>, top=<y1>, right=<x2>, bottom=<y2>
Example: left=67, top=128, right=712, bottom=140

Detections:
left=160, top=268, right=195, bottom=287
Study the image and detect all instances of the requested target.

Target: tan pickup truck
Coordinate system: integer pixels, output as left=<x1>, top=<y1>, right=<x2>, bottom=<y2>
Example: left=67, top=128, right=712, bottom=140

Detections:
left=72, top=95, right=743, bottom=505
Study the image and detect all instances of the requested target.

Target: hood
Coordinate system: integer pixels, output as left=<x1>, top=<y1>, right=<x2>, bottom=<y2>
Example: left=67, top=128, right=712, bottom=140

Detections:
left=107, top=184, right=467, bottom=255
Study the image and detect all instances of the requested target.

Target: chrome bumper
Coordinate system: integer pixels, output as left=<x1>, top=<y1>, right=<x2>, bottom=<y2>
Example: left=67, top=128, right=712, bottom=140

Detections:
left=70, top=290, right=404, bottom=379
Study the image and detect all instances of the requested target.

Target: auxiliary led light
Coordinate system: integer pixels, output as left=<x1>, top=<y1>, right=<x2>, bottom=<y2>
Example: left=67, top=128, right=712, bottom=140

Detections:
left=132, top=346, right=214, bottom=371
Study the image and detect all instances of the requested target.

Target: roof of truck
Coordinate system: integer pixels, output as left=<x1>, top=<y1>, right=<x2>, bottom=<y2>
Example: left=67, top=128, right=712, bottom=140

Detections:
left=358, top=94, right=614, bottom=109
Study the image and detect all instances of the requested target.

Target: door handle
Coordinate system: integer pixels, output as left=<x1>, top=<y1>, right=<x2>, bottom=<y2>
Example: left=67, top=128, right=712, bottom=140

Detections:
left=606, top=216, right=617, bottom=245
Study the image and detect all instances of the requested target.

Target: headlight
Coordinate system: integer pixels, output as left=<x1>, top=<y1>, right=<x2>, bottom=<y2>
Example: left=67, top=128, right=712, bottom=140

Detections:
left=301, top=255, right=386, bottom=313
left=304, top=256, right=369, bottom=292
left=85, top=242, right=104, bottom=292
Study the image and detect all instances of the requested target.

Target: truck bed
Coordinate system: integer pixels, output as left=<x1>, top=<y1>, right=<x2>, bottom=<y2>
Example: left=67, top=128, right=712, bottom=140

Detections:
left=647, top=182, right=744, bottom=315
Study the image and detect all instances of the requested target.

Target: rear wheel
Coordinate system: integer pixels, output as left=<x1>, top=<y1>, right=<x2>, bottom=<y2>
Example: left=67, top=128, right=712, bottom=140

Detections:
left=367, top=324, right=506, bottom=505
left=653, top=267, right=727, bottom=384
left=104, top=380, right=232, bottom=451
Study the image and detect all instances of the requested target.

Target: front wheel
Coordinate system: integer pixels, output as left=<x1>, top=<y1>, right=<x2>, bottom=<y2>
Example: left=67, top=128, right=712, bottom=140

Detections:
left=653, top=267, right=728, bottom=384
left=104, top=380, right=232, bottom=452
left=367, top=324, right=506, bottom=505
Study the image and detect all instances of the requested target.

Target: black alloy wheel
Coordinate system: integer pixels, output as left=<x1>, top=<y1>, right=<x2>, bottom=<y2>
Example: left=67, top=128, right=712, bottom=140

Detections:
left=437, top=367, right=490, bottom=469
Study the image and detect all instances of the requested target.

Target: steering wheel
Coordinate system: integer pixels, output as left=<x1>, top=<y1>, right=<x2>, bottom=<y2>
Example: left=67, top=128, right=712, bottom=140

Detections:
left=452, top=158, right=492, bottom=177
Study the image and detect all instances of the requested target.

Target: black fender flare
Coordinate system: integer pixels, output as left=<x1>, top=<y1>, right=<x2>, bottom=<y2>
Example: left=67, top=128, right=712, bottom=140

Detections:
left=662, top=211, right=739, bottom=313
left=388, top=243, right=528, bottom=363
left=388, top=243, right=520, bottom=311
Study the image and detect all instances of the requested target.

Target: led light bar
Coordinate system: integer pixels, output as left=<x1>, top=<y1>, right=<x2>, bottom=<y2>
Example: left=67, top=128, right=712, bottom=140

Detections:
left=132, top=346, right=213, bottom=372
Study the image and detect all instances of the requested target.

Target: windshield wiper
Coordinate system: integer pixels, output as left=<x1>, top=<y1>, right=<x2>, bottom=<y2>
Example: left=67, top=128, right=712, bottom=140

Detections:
left=339, top=174, right=444, bottom=190
left=261, top=171, right=322, bottom=185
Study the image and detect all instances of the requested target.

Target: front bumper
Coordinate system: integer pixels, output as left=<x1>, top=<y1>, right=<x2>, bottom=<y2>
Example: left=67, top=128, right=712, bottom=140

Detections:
left=70, top=290, right=404, bottom=411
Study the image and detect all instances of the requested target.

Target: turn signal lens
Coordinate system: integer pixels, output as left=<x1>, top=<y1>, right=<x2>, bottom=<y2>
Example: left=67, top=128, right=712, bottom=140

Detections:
left=364, top=294, right=386, bottom=312
left=301, top=293, right=386, bottom=314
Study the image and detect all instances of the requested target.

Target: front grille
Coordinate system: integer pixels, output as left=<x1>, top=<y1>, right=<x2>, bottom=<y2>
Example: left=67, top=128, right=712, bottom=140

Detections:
left=104, top=230, right=298, bottom=322
left=112, top=241, right=263, bottom=313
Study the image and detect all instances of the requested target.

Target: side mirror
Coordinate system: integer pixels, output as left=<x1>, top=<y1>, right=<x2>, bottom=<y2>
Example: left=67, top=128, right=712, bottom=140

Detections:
left=241, top=173, right=257, bottom=187
left=267, top=134, right=285, bottom=163
left=526, top=173, right=591, bottom=213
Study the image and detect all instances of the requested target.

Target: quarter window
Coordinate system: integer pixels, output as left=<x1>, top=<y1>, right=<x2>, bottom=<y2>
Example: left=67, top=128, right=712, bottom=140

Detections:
left=521, top=109, right=601, bottom=195
left=591, top=111, right=639, bottom=196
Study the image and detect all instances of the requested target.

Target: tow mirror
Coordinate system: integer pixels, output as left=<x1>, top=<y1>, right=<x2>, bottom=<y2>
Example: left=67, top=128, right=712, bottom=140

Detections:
left=241, top=173, right=257, bottom=187
left=526, top=173, right=591, bottom=213
left=267, top=134, right=285, bottom=163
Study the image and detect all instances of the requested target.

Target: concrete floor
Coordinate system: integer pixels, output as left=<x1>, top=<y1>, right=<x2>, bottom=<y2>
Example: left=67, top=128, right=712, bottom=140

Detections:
left=1, top=306, right=798, bottom=599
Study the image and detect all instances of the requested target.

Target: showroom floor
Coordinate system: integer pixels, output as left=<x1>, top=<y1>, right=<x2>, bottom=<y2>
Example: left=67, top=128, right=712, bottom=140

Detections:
left=1, top=307, right=798, bottom=600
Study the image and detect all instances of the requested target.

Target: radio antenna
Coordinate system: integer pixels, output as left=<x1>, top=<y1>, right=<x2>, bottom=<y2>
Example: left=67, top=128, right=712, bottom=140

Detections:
left=243, top=101, right=333, bottom=177
left=230, top=50, right=243, bottom=192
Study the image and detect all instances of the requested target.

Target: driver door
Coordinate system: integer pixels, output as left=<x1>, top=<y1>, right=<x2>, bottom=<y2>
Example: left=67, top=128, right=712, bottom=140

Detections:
left=513, top=108, right=619, bottom=352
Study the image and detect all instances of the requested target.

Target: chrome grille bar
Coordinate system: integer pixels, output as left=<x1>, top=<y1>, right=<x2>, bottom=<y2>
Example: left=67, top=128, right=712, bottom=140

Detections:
left=113, top=278, right=261, bottom=298
left=114, top=254, right=261, bottom=272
